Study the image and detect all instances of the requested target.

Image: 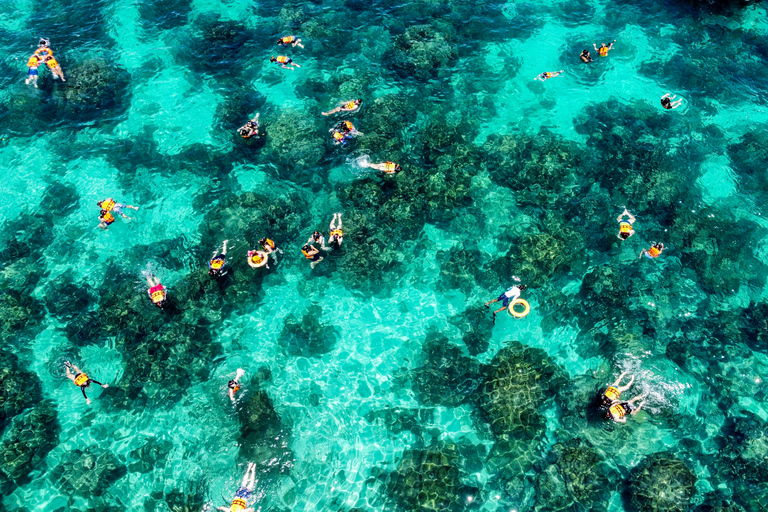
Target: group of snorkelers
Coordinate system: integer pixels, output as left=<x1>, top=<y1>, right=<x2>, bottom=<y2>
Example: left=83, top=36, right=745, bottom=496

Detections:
left=25, top=38, right=65, bottom=88
left=96, top=197, right=139, bottom=229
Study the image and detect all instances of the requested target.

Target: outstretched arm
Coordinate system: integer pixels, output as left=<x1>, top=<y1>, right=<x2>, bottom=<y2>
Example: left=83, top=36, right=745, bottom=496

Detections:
left=222, top=240, right=228, bottom=255
left=593, top=43, right=599, bottom=51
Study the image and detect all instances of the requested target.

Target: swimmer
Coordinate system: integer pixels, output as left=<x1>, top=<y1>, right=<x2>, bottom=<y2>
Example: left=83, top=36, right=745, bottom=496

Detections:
left=308, top=230, right=329, bottom=250
left=238, top=114, right=260, bottom=139
left=259, top=237, right=283, bottom=263
left=97, top=198, right=139, bottom=219
left=331, top=129, right=353, bottom=146
left=484, top=284, right=527, bottom=325
left=361, top=160, right=401, bottom=174
left=639, top=242, right=664, bottom=260
left=322, top=99, right=362, bottom=116
left=26, top=55, right=41, bottom=88
left=580, top=49, right=593, bottom=63
left=660, top=93, right=683, bottom=110
left=600, top=371, right=635, bottom=406
left=44, top=54, right=65, bottom=81
left=277, top=35, right=304, bottom=48
left=594, top=40, right=616, bottom=57
left=216, top=462, right=258, bottom=512
left=98, top=209, right=116, bottom=229
left=617, top=208, right=636, bottom=240
left=534, top=70, right=564, bottom=81
left=604, top=395, right=646, bottom=423
left=64, top=361, right=108, bottom=405
left=301, top=244, right=323, bottom=269
left=228, top=368, right=245, bottom=403
left=247, top=250, right=269, bottom=269
left=209, top=240, right=229, bottom=277
left=270, top=55, right=300, bottom=70
left=330, top=120, right=359, bottom=146
left=328, top=213, right=343, bottom=248
left=146, top=273, right=168, bottom=308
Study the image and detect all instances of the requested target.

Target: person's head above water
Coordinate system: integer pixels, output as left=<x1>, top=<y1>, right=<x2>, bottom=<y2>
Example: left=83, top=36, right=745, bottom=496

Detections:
left=312, top=231, right=321, bottom=241
left=518, top=284, right=527, bottom=291
left=39, top=38, right=50, bottom=47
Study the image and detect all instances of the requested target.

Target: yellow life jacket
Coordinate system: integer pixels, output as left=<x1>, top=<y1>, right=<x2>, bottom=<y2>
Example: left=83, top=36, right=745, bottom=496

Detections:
left=604, top=386, right=620, bottom=401
left=262, top=238, right=276, bottom=250
left=343, top=120, right=354, bottom=131
left=101, top=199, right=116, bottom=211
left=251, top=253, right=264, bottom=264
left=609, top=403, right=626, bottom=419
left=344, top=101, right=356, bottom=110
left=281, top=36, right=295, bottom=44
left=102, top=211, right=115, bottom=224
left=151, top=290, right=165, bottom=303
left=332, top=131, right=344, bottom=141
left=230, top=498, right=247, bottom=512
left=46, top=57, right=59, bottom=68
left=619, top=222, right=632, bottom=234
left=330, top=229, right=343, bottom=238
left=302, top=249, right=313, bottom=259
left=210, top=259, right=224, bottom=270
left=383, top=161, right=398, bottom=173
left=74, top=373, right=89, bottom=387
left=27, top=56, right=40, bottom=67
left=599, top=47, right=608, bottom=56
left=276, top=56, right=289, bottom=64
left=648, top=246, right=661, bottom=258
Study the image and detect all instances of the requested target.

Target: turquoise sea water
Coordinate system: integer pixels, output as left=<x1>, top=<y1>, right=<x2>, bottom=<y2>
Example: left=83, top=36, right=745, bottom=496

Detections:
left=2, top=0, right=768, bottom=510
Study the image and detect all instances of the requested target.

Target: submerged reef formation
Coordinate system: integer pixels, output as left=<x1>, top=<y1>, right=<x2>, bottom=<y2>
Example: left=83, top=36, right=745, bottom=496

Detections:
left=237, top=387, right=294, bottom=475
left=279, top=304, right=339, bottom=357
left=138, top=0, right=192, bottom=30
left=50, top=59, right=132, bottom=123
left=53, top=445, right=127, bottom=497
left=386, top=24, right=457, bottom=79
left=0, top=400, right=59, bottom=482
left=0, top=350, right=42, bottom=431
left=411, top=334, right=483, bottom=408
left=627, top=453, right=697, bottom=512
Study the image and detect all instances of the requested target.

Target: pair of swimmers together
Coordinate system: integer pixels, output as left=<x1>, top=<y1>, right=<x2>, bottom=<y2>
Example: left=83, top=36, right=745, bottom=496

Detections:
left=616, top=208, right=665, bottom=259
left=25, top=38, right=65, bottom=88
left=301, top=213, right=344, bottom=269
left=97, top=197, right=140, bottom=229
left=207, top=238, right=284, bottom=277
left=600, top=371, right=647, bottom=422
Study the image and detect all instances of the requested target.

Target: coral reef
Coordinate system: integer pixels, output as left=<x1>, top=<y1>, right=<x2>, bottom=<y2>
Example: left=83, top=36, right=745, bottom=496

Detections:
left=411, top=334, right=483, bottom=408
left=0, top=401, right=59, bottom=481
left=184, top=13, right=257, bottom=78
left=279, top=304, right=339, bottom=357
left=449, top=307, right=493, bottom=356
left=387, top=24, right=457, bottom=79
left=437, top=245, right=484, bottom=294
left=51, top=59, right=132, bottom=124
left=0, top=350, right=42, bottom=431
left=127, top=437, right=174, bottom=474
left=138, top=0, right=192, bottom=30
left=43, top=274, right=94, bottom=321
left=627, top=453, right=697, bottom=512
left=237, top=389, right=294, bottom=475
left=54, top=445, right=127, bottom=496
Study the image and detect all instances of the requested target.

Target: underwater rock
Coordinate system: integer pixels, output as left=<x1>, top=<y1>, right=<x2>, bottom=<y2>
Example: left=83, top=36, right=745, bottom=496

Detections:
left=0, top=400, right=59, bottom=481
left=411, top=334, right=483, bottom=408
left=0, top=290, right=45, bottom=350
left=51, top=59, right=131, bottom=123
left=387, top=24, right=457, bottom=79
left=449, top=307, right=492, bottom=356
left=0, top=350, right=43, bottom=431
left=185, top=13, right=256, bottom=77
left=161, top=486, right=207, bottom=512
left=43, top=274, right=94, bottom=321
left=237, top=390, right=294, bottom=474
left=356, top=94, right=418, bottom=158
left=127, top=437, right=174, bottom=474
left=279, top=304, right=339, bottom=357
left=364, top=407, right=432, bottom=437
left=576, top=264, right=634, bottom=327
left=716, top=411, right=768, bottom=488
left=627, top=453, right=696, bottom=512
left=262, top=109, right=324, bottom=172
left=0, top=256, right=45, bottom=295
left=63, top=310, right=104, bottom=346
left=437, top=245, right=484, bottom=294
left=54, top=445, right=127, bottom=497
left=742, top=301, right=768, bottom=353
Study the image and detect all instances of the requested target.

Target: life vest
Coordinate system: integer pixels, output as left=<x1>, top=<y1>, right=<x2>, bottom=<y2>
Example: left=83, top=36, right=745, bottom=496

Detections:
left=46, top=57, right=59, bottom=69
left=102, top=211, right=115, bottom=224
left=34, top=47, right=52, bottom=58
left=599, top=47, right=608, bottom=56
left=330, top=229, right=343, bottom=238
left=210, top=259, right=224, bottom=270
left=230, top=498, right=247, bottom=512
left=609, top=403, right=626, bottom=419
left=648, top=246, right=661, bottom=258
left=604, top=386, right=620, bottom=401
left=232, top=384, right=240, bottom=393
left=276, top=56, right=289, bottom=64
left=281, top=36, right=295, bottom=44
left=262, top=238, right=276, bottom=250
left=101, top=199, right=116, bottom=211
left=150, top=285, right=165, bottom=304
left=302, top=248, right=313, bottom=259
left=251, top=253, right=264, bottom=264
left=344, top=101, right=357, bottom=110
left=332, top=131, right=345, bottom=142
left=74, top=373, right=89, bottom=387
left=342, top=120, right=354, bottom=131
left=383, top=162, right=398, bottom=173
left=619, top=222, right=632, bottom=234
left=27, top=56, right=40, bottom=67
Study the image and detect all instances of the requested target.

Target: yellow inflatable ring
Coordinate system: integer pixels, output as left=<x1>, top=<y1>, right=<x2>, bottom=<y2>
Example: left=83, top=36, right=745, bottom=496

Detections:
left=507, top=298, right=530, bottom=318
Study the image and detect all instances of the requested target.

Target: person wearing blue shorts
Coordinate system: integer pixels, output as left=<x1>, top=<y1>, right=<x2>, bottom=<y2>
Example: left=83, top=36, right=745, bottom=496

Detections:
left=217, top=462, right=257, bottom=512
left=485, top=284, right=527, bottom=324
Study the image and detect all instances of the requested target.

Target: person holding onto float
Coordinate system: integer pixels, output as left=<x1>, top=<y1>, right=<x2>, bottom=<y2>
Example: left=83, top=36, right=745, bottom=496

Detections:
left=65, top=361, right=108, bottom=405
left=247, top=248, right=269, bottom=269
left=484, top=284, right=528, bottom=324
left=209, top=240, right=229, bottom=277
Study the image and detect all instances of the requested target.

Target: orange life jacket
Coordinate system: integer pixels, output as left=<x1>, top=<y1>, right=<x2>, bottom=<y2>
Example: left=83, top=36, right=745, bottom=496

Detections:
left=343, top=120, right=354, bottom=131
left=302, top=248, right=313, bottom=259
left=609, top=403, right=626, bottom=419
left=262, top=238, right=276, bottom=250
left=74, top=373, right=89, bottom=387
left=101, top=199, right=116, bottom=211
left=332, top=131, right=345, bottom=141
left=251, top=253, right=264, bottom=264
left=599, top=46, right=608, bottom=56
left=102, top=211, right=115, bottom=224
left=151, top=289, right=165, bottom=304
left=619, top=222, right=632, bottom=234
left=344, top=101, right=357, bottom=110
left=648, top=246, right=661, bottom=258
left=276, top=56, right=289, bottom=64
left=604, top=386, right=620, bottom=401
left=330, top=229, right=343, bottom=238
left=383, top=162, right=398, bottom=173
left=46, top=57, right=59, bottom=69
left=210, top=259, right=224, bottom=270
left=281, top=36, right=295, bottom=44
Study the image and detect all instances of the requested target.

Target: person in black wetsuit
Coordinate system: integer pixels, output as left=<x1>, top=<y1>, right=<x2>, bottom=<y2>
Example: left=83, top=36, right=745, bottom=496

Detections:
left=65, top=361, right=108, bottom=405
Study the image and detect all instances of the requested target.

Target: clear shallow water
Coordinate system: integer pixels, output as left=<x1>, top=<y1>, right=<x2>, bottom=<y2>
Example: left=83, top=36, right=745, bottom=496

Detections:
left=2, top=0, right=768, bottom=511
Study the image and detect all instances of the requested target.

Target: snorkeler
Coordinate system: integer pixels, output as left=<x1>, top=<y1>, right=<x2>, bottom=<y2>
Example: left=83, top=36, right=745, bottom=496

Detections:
left=277, top=35, right=304, bottom=48
left=247, top=249, right=269, bottom=269
left=34, top=38, right=52, bottom=58
left=259, top=237, right=283, bottom=263
left=238, top=114, right=260, bottom=138
left=301, top=244, right=323, bottom=269
left=640, top=242, right=664, bottom=260
left=617, top=208, right=636, bottom=240
left=534, top=70, right=564, bottom=81
left=65, top=361, right=108, bottom=405
left=484, top=284, right=527, bottom=324
left=600, top=371, right=635, bottom=406
left=308, top=230, right=330, bottom=250
left=331, top=120, right=359, bottom=145
left=98, top=209, right=116, bottom=229
left=44, top=54, right=65, bottom=81
left=209, top=240, right=229, bottom=277
left=580, top=49, right=593, bottom=63
left=98, top=198, right=139, bottom=219
left=26, top=55, right=41, bottom=88
left=328, top=213, right=343, bottom=248
left=361, top=160, right=402, bottom=174
left=146, top=273, right=168, bottom=308
left=594, top=40, right=616, bottom=57
left=605, top=395, right=646, bottom=423
left=228, top=368, right=245, bottom=403
left=322, top=99, right=362, bottom=116
left=216, top=462, right=258, bottom=512
left=331, top=129, right=353, bottom=146
left=270, top=55, right=300, bottom=69
left=661, top=93, right=683, bottom=110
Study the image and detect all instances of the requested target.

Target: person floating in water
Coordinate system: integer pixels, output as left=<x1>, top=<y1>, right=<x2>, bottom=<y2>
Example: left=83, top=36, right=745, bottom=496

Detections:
left=580, top=49, right=593, bottom=63
left=98, top=198, right=139, bottom=219
left=247, top=249, right=269, bottom=269
left=277, top=35, right=304, bottom=48
left=259, top=237, right=283, bottom=264
left=594, top=40, right=615, bottom=57
left=640, top=242, right=664, bottom=260
left=216, top=462, right=258, bottom=512
left=660, top=93, right=683, bottom=110
left=330, top=120, right=359, bottom=146
left=209, top=240, right=229, bottom=277
left=44, top=54, right=65, bottom=81
left=228, top=368, right=245, bottom=403
left=484, top=284, right=527, bottom=324
left=600, top=371, right=635, bottom=406
left=98, top=209, right=116, bottom=229
left=26, top=55, right=41, bottom=88
left=301, top=244, right=323, bottom=269
left=361, top=160, right=402, bottom=174
left=617, top=208, right=636, bottom=240
left=146, top=273, right=167, bottom=308
left=65, top=361, right=108, bottom=405
left=328, top=213, right=343, bottom=249
left=534, top=70, right=564, bottom=81
left=322, top=99, right=362, bottom=116
left=308, top=230, right=330, bottom=251
left=604, top=394, right=646, bottom=423
left=238, top=114, right=260, bottom=139
left=270, top=55, right=300, bottom=70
